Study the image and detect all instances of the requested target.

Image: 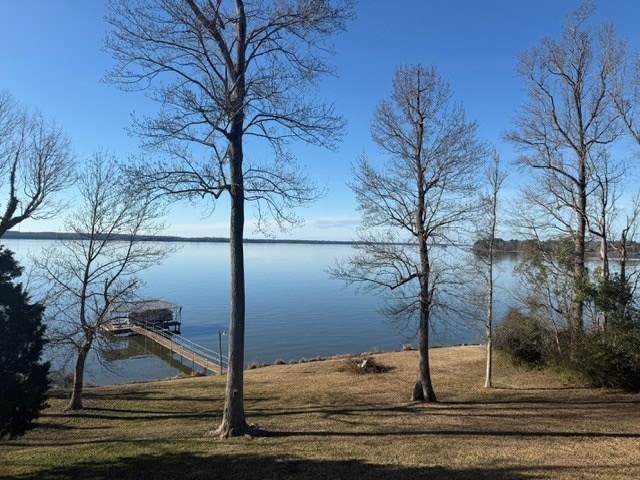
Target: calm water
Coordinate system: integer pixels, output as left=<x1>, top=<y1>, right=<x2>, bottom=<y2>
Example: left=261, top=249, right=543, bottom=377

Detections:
left=6, top=240, right=513, bottom=385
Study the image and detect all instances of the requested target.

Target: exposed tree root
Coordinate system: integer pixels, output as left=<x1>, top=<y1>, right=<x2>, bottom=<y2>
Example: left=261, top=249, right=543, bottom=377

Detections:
left=207, top=421, right=270, bottom=439
left=412, top=380, right=438, bottom=402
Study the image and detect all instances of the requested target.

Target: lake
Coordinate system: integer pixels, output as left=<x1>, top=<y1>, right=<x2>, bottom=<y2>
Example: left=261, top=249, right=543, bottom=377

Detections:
left=5, top=240, right=515, bottom=385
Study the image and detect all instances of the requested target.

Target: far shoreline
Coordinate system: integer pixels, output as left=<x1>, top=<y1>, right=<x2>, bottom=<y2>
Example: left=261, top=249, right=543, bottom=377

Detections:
left=2, top=231, right=455, bottom=247
left=1, top=230, right=357, bottom=246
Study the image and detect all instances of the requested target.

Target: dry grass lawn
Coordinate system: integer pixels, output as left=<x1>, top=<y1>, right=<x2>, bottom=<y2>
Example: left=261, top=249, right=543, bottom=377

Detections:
left=1, top=345, right=639, bottom=479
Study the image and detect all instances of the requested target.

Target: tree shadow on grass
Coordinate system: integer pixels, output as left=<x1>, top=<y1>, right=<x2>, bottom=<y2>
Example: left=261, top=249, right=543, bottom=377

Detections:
left=1, top=452, right=540, bottom=480
left=44, top=407, right=215, bottom=422
left=263, top=427, right=640, bottom=439
left=247, top=394, right=640, bottom=422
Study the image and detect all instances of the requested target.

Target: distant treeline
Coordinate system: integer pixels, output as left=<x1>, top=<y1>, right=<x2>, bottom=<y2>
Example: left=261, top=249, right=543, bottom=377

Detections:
left=472, top=238, right=640, bottom=257
left=1, top=231, right=356, bottom=246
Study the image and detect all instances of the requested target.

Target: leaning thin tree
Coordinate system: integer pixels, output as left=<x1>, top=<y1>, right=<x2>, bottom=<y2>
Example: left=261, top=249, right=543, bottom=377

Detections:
left=105, top=0, right=353, bottom=437
left=331, top=65, right=487, bottom=402
left=34, top=152, right=168, bottom=410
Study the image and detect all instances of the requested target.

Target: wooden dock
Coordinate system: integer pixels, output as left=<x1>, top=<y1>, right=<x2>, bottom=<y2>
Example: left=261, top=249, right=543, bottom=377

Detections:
left=101, top=300, right=227, bottom=374
left=131, top=325, right=227, bottom=374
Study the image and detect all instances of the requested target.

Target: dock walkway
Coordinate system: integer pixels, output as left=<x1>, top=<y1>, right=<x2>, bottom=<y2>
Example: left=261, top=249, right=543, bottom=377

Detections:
left=131, top=324, right=228, bottom=374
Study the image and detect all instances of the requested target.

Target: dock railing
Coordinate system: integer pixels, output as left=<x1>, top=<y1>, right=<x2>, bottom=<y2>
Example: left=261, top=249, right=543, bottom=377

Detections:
left=139, top=323, right=229, bottom=373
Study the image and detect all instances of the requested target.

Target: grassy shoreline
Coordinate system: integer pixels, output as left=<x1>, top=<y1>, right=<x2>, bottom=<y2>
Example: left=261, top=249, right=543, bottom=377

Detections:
left=2, top=345, right=639, bottom=479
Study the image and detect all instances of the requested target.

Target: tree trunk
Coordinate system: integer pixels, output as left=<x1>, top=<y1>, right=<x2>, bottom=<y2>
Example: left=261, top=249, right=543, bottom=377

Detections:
left=619, top=227, right=628, bottom=285
left=484, top=267, right=494, bottom=389
left=598, top=232, right=609, bottom=330
left=411, top=77, right=436, bottom=403
left=413, top=226, right=436, bottom=402
left=599, top=231, right=609, bottom=280
left=570, top=171, right=587, bottom=358
left=67, top=344, right=90, bottom=410
left=485, top=332, right=493, bottom=389
left=413, top=294, right=437, bottom=402
left=213, top=0, right=250, bottom=438
left=214, top=130, right=250, bottom=437
left=0, top=187, right=19, bottom=237
left=485, top=185, right=497, bottom=389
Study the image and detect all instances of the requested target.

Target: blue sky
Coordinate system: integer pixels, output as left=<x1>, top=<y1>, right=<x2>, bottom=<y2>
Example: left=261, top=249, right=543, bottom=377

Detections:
left=2, top=1, right=640, bottom=240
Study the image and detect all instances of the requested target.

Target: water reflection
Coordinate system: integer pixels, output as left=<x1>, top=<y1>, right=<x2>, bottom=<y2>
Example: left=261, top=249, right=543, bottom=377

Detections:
left=99, top=334, right=198, bottom=376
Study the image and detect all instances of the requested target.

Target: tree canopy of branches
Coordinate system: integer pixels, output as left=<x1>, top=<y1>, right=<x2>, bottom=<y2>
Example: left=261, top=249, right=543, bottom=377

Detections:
left=0, top=90, right=74, bottom=237
left=505, top=2, right=624, bottom=353
left=34, top=152, right=168, bottom=411
left=104, top=0, right=353, bottom=437
left=0, top=246, right=49, bottom=439
left=610, top=29, right=640, bottom=146
left=331, top=65, right=488, bottom=402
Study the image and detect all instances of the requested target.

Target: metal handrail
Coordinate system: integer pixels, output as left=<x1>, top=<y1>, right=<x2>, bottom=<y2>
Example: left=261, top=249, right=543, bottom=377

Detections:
left=141, top=323, right=229, bottom=369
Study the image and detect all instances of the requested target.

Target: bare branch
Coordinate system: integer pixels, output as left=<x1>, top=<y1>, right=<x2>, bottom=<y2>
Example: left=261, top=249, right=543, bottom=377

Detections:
left=0, top=90, right=74, bottom=237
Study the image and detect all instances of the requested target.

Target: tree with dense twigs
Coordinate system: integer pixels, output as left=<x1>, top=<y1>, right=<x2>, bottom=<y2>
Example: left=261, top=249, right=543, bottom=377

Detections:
left=505, top=2, right=624, bottom=355
left=0, top=90, right=74, bottom=238
left=104, top=0, right=353, bottom=437
left=34, top=152, right=168, bottom=411
left=331, top=65, right=488, bottom=402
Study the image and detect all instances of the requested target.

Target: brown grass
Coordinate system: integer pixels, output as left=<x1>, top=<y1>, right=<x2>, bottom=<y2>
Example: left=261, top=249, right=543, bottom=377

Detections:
left=1, top=345, right=639, bottom=479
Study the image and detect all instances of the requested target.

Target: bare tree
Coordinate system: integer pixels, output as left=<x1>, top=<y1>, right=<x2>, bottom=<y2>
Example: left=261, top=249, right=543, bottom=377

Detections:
left=587, top=150, right=625, bottom=280
left=616, top=194, right=640, bottom=288
left=0, top=90, right=74, bottom=237
left=34, top=152, right=168, bottom=410
left=475, top=153, right=506, bottom=388
left=104, top=0, right=353, bottom=437
left=504, top=2, right=624, bottom=353
left=331, top=65, right=488, bottom=402
left=584, top=148, right=633, bottom=329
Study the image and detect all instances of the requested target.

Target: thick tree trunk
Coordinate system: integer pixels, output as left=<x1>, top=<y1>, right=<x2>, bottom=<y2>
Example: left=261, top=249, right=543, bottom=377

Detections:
left=67, top=345, right=90, bottom=410
left=213, top=0, right=251, bottom=438
left=412, top=98, right=436, bottom=403
left=413, top=232, right=436, bottom=402
left=413, top=298, right=437, bottom=402
left=214, top=130, right=250, bottom=438
left=411, top=82, right=436, bottom=403
left=0, top=197, right=18, bottom=238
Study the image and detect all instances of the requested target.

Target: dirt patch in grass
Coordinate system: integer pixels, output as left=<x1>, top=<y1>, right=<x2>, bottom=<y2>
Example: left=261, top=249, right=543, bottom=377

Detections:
left=337, top=355, right=394, bottom=374
left=2, top=346, right=639, bottom=479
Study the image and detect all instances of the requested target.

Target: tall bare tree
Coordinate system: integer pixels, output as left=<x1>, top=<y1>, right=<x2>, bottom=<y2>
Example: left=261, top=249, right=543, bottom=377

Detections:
left=331, top=65, right=487, bottom=402
left=475, top=153, right=506, bottom=388
left=34, top=152, right=168, bottom=410
left=104, top=0, right=353, bottom=436
left=505, top=2, right=623, bottom=353
left=0, top=90, right=74, bottom=237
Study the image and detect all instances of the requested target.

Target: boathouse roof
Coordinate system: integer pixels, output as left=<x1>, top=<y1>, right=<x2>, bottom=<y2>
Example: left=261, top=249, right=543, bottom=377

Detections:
left=109, top=300, right=181, bottom=315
